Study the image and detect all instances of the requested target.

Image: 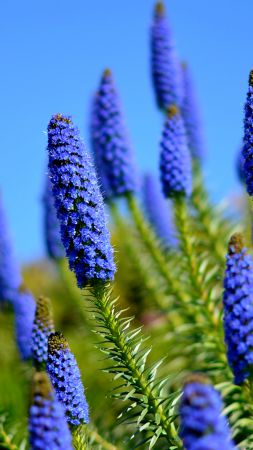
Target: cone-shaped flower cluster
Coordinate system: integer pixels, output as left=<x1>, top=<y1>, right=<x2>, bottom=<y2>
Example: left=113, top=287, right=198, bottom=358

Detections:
left=32, top=296, right=54, bottom=367
left=0, top=195, right=22, bottom=303
left=143, top=173, right=177, bottom=247
left=90, top=70, right=137, bottom=198
left=90, top=93, right=112, bottom=200
left=243, top=70, right=253, bottom=196
left=181, top=64, right=205, bottom=160
left=43, top=179, right=65, bottom=260
left=223, top=233, right=253, bottom=385
left=14, top=286, right=36, bottom=360
left=47, top=114, right=115, bottom=288
left=179, top=375, right=236, bottom=450
left=29, top=372, right=73, bottom=450
left=160, top=105, right=192, bottom=197
left=150, top=1, right=183, bottom=110
left=47, top=332, right=89, bottom=426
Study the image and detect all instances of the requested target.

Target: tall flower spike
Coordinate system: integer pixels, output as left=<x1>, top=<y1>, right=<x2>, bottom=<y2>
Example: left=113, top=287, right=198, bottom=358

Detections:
left=89, top=92, right=112, bottom=200
left=47, top=332, right=89, bottom=426
left=91, top=69, right=138, bottom=197
left=160, top=105, right=192, bottom=197
left=0, top=195, right=22, bottom=303
left=47, top=114, right=116, bottom=288
left=32, top=296, right=54, bottom=367
left=29, top=372, right=73, bottom=450
left=242, top=70, right=253, bottom=195
left=150, top=1, right=183, bottom=109
left=14, top=285, right=36, bottom=360
left=179, top=374, right=237, bottom=450
left=143, top=173, right=177, bottom=247
left=181, top=63, right=205, bottom=160
left=223, top=233, right=253, bottom=384
left=43, top=178, right=65, bottom=260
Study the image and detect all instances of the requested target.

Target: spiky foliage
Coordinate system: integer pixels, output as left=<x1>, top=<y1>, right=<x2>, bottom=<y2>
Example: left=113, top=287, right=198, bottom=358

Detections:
left=143, top=173, right=177, bottom=248
left=150, top=1, right=183, bottom=109
left=0, top=195, right=22, bottom=303
left=47, top=114, right=116, bottom=288
left=223, top=233, right=253, bottom=385
left=32, top=296, right=54, bottom=368
left=90, top=69, right=137, bottom=198
left=179, top=375, right=236, bottom=450
left=90, top=284, right=181, bottom=449
left=181, top=63, right=205, bottom=160
left=160, top=105, right=192, bottom=198
left=242, top=70, right=253, bottom=196
left=14, top=286, right=36, bottom=360
left=43, top=178, right=65, bottom=260
left=29, top=372, right=73, bottom=450
left=47, top=332, right=89, bottom=426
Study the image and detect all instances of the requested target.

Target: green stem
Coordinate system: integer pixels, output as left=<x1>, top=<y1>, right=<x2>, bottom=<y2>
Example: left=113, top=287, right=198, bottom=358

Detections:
left=125, top=193, right=185, bottom=302
left=91, top=283, right=181, bottom=448
left=109, top=201, right=169, bottom=311
left=190, top=160, right=227, bottom=265
left=173, top=196, right=223, bottom=341
left=73, top=424, right=117, bottom=450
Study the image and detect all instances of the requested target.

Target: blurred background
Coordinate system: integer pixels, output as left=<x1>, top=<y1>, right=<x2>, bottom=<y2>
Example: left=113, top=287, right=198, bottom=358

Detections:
left=1, top=0, right=253, bottom=261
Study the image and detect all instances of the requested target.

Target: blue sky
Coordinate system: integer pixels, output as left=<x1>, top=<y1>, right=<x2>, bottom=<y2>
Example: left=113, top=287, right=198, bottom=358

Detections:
left=0, top=0, right=252, bottom=261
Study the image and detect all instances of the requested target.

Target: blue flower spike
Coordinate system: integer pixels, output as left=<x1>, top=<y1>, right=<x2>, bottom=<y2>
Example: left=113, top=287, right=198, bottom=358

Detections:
left=14, top=285, right=36, bottom=360
left=181, top=63, right=205, bottom=160
left=151, top=1, right=183, bottom=109
left=223, top=233, right=253, bottom=385
left=143, top=173, right=177, bottom=248
left=90, top=69, right=138, bottom=198
left=47, top=113, right=116, bottom=289
left=0, top=195, right=22, bottom=304
left=32, top=296, right=55, bottom=368
left=160, top=105, right=192, bottom=198
left=47, top=331, right=89, bottom=426
left=43, top=179, right=65, bottom=260
left=179, top=374, right=237, bottom=450
left=242, top=70, right=253, bottom=196
left=29, top=371, right=73, bottom=450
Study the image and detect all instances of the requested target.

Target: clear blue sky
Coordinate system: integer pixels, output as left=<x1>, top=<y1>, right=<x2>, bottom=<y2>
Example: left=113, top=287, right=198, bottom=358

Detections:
left=0, top=0, right=252, bottom=261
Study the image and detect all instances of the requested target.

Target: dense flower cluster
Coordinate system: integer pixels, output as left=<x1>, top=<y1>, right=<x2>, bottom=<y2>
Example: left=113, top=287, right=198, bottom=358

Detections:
left=47, top=332, right=89, bottom=426
left=29, top=372, right=73, bottom=450
left=90, top=93, right=112, bottom=200
left=181, top=64, right=205, bottom=160
left=143, top=173, right=177, bottom=247
left=150, top=1, right=183, bottom=109
left=43, top=179, right=65, bottom=260
left=14, top=286, right=36, bottom=360
left=32, top=296, right=54, bottom=367
left=223, top=233, right=253, bottom=384
left=47, top=114, right=115, bottom=288
left=160, top=105, right=192, bottom=197
left=179, top=375, right=236, bottom=450
left=0, top=195, right=22, bottom=303
left=90, top=69, right=137, bottom=198
left=242, top=70, right=253, bottom=196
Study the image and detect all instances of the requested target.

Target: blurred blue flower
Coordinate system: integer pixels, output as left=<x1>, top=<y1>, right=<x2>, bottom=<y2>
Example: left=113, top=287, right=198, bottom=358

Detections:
left=179, top=375, right=236, bottom=449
